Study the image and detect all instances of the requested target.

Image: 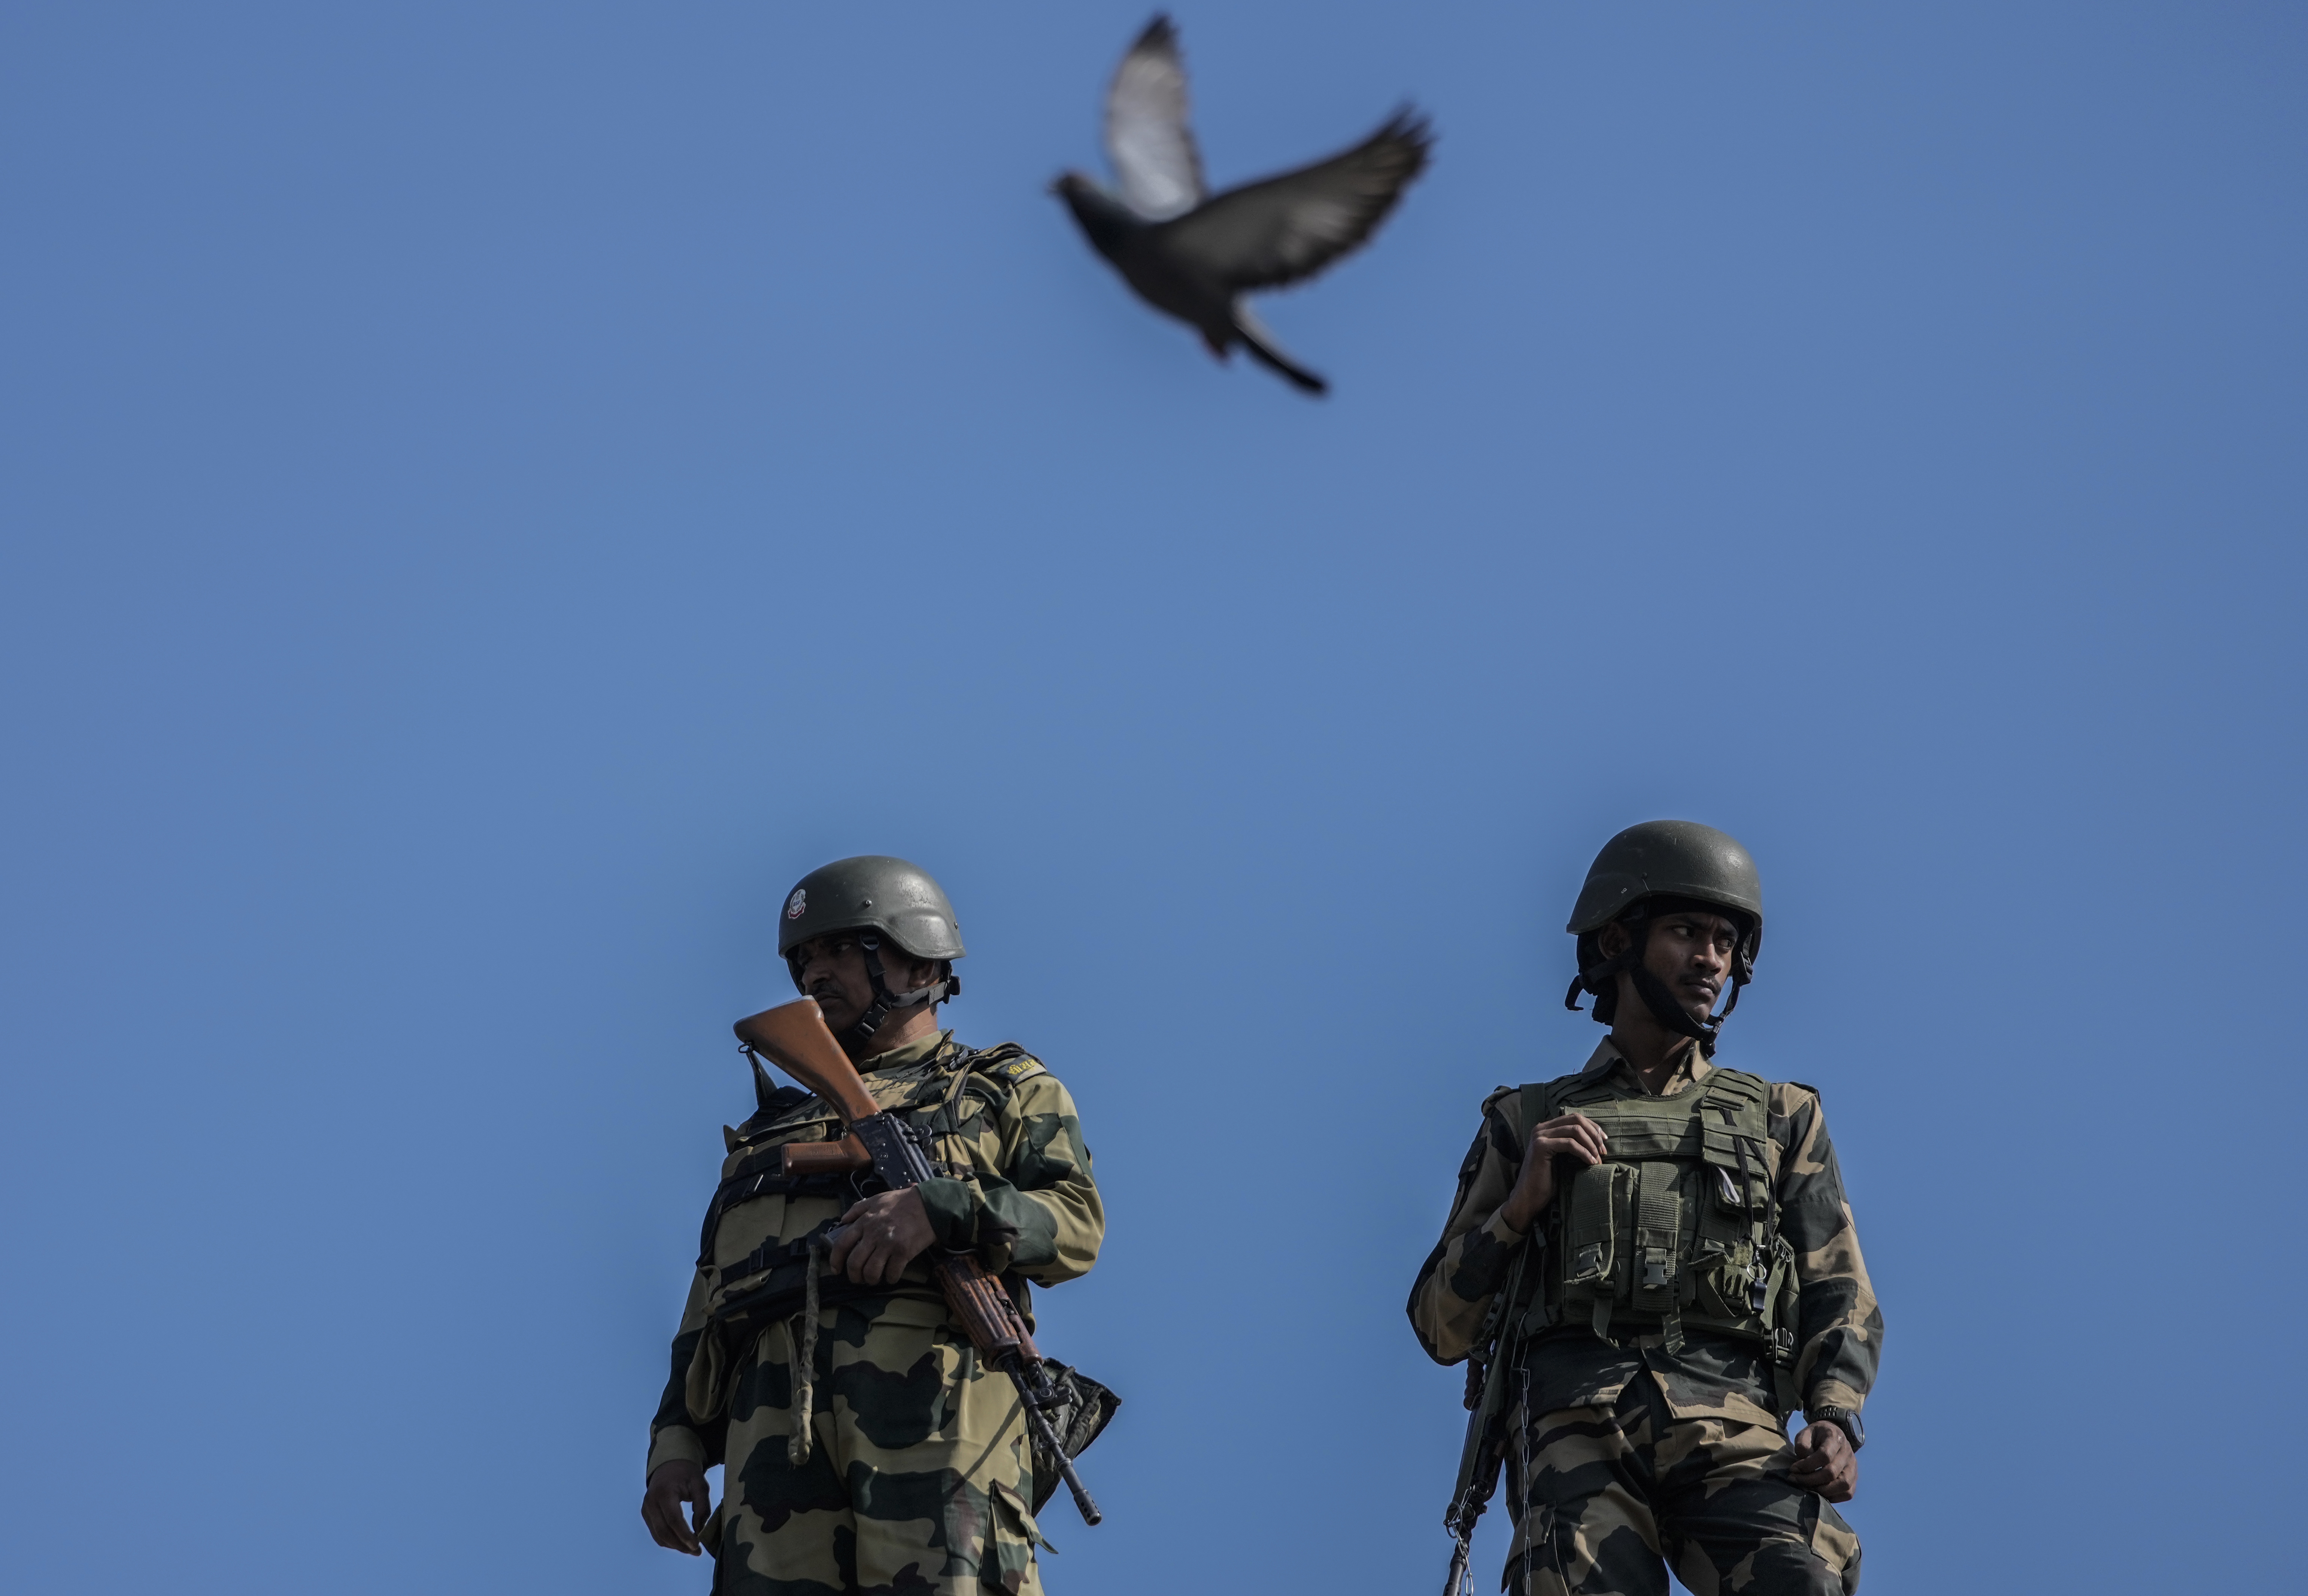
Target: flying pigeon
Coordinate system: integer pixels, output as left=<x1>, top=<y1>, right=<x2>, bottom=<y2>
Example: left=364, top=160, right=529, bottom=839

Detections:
left=1053, top=15, right=1432, bottom=396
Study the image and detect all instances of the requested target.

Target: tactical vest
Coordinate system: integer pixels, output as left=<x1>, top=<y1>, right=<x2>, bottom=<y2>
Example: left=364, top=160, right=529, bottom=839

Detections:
left=681, top=1041, right=1045, bottom=1428
left=1523, top=1065, right=1800, bottom=1360
left=696, top=1042, right=1041, bottom=1336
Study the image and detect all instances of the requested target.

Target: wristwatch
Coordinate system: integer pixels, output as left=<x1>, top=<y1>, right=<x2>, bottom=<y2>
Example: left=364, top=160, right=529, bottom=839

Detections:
left=1807, top=1405, right=1865, bottom=1452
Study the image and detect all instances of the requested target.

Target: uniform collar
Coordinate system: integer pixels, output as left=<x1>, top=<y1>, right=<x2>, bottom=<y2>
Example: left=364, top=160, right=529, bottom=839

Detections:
left=856, top=1028, right=953, bottom=1075
left=1578, top=1036, right=1710, bottom=1096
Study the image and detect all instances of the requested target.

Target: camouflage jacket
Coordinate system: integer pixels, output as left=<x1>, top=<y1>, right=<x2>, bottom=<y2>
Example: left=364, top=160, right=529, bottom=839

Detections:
left=1407, top=1038, right=1880, bottom=1431
left=647, top=1029, right=1103, bottom=1480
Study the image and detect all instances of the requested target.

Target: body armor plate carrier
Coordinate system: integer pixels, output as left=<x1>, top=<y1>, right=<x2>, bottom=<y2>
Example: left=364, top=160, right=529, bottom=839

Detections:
left=1526, top=1066, right=1800, bottom=1361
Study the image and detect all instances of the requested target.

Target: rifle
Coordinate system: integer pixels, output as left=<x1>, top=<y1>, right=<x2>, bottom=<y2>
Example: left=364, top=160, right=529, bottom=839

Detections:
left=733, top=997, right=1104, bottom=1526
left=1440, top=1282, right=1514, bottom=1596
left=1438, top=1240, right=1531, bottom=1596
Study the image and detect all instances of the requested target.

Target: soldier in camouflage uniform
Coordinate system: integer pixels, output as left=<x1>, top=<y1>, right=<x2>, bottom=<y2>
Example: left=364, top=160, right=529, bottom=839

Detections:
left=643, top=856, right=1104, bottom=1595
left=1410, top=822, right=1881, bottom=1596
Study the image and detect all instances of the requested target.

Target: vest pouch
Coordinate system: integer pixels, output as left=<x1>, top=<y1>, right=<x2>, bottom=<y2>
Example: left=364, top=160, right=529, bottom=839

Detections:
left=1690, top=1238, right=1760, bottom=1327
left=1560, top=1161, right=1628, bottom=1292
left=1555, top=1161, right=1635, bottom=1337
left=1629, top=1160, right=1683, bottom=1317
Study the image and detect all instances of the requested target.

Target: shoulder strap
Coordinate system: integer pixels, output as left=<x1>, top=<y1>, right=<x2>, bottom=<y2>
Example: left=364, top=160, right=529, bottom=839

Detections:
left=1699, top=1066, right=1769, bottom=1122
left=927, top=1042, right=983, bottom=1127
left=1518, top=1081, right=1548, bottom=1149
left=724, top=1083, right=817, bottom=1154
left=910, top=1042, right=1043, bottom=1137
left=1554, top=1069, right=1620, bottom=1110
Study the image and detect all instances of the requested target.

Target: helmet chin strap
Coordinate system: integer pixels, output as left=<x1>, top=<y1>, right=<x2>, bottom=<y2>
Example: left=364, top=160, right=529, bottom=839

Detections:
left=1628, top=961, right=1722, bottom=1059
left=841, top=935, right=956, bottom=1050
left=1566, top=913, right=1743, bottom=1060
left=785, top=934, right=962, bottom=1050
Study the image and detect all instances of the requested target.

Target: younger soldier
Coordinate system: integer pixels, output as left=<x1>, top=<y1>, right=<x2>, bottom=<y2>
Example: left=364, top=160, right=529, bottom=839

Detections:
left=1410, top=822, right=1881, bottom=1596
left=643, top=856, right=1104, bottom=1596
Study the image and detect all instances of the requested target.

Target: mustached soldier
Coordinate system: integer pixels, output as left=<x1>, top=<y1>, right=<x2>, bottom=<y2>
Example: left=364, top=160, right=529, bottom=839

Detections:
left=1410, top=823, right=1881, bottom=1595
left=643, top=856, right=1106, bottom=1595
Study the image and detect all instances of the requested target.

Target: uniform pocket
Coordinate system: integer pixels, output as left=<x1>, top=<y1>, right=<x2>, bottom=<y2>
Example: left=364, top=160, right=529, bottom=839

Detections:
left=1809, top=1498, right=1861, bottom=1593
left=984, top=1480, right=1047, bottom=1594
left=684, top=1325, right=730, bottom=1425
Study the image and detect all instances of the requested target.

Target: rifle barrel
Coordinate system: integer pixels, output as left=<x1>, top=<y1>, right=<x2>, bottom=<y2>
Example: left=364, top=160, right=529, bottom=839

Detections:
left=1008, top=1366, right=1102, bottom=1525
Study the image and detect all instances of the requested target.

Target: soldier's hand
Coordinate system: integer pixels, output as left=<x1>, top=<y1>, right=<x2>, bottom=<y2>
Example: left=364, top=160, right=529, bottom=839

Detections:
left=641, top=1458, right=712, bottom=1555
left=1498, top=1113, right=1609, bottom=1232
left=830, top=1188, right=936, bottom=1285
left=1789, top=1423, right=1857, bottom=1502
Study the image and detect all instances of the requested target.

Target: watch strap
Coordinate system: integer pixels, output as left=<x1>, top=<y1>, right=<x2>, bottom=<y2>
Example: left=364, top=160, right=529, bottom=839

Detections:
left=1807, top=1404, right=1864, bottom=1452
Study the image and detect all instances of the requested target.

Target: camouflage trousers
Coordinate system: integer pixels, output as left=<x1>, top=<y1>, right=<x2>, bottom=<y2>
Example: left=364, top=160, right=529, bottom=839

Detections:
left=709, top=1296, right=1044, bottom=1596
left=1505, top=1376, right=1860, bottom=1596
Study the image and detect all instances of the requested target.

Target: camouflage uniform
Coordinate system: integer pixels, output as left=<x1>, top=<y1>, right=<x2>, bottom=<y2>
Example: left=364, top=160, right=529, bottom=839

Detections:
left=1409, top=1039, right=1880, bottom=1596
left=650, top=1030, right=1103, bottom=1596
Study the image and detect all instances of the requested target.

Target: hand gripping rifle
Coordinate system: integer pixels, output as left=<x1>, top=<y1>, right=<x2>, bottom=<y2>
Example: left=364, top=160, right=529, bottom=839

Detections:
left=734, top=997, right=1104, bottom=1526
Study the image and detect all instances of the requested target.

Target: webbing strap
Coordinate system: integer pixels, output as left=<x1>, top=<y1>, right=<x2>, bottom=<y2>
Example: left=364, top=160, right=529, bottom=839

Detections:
left=1520, top=1082, right=1548, bottom=1152
left=786, top=1232, right=830, bottom=1465
left=1512, top=1082, right=1549, bottom=1336
left=717, top=1226, right=821, bottom=1289
left=939, top=1053, right=977, bottom=1121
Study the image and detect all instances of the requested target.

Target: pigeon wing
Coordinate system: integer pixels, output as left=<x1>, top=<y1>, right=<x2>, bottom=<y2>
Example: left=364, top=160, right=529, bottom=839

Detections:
left=1104, top=15, right=1205, bottom=221
left=1156, top=109, right=1432, bottom=291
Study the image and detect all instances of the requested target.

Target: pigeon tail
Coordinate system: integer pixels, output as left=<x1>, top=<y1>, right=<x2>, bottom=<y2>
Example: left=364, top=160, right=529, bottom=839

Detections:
left=1231, top=303, right=1327, bottom=396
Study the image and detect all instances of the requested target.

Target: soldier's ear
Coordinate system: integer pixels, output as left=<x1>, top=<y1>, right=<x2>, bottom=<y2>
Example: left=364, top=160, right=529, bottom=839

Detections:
left=1596, top=922, right=1630, bottom=960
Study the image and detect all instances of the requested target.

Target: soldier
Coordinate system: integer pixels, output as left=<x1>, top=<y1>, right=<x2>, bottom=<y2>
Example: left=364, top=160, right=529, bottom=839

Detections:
left=643, top=855, right=1106, bottom=1596
left=1410, top=822, right=1881, bottom=1596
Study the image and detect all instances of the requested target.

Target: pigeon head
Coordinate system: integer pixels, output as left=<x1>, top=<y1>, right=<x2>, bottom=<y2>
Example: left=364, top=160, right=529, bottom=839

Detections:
left=1051, top=172, right=1143, bottom=258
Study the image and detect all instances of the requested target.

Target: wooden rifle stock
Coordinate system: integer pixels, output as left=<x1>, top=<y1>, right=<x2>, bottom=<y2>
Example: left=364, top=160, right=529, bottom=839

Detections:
left=735, top=998, right=881, bottom=1123
left=734, top=1000, right=875, bottom=1174
left=781, top=1136, right=871, bottom=1175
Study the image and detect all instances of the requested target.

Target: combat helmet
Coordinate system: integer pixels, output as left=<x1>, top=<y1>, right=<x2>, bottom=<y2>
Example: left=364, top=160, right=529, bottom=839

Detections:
left=1562, top=820, right=1762, bottom=1057
left=779, top=855, right=965, bottom=1046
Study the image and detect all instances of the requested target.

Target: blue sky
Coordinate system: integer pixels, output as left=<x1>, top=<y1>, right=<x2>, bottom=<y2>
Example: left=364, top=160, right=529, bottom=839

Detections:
left=2, top=4, right=2302, bottom=1592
